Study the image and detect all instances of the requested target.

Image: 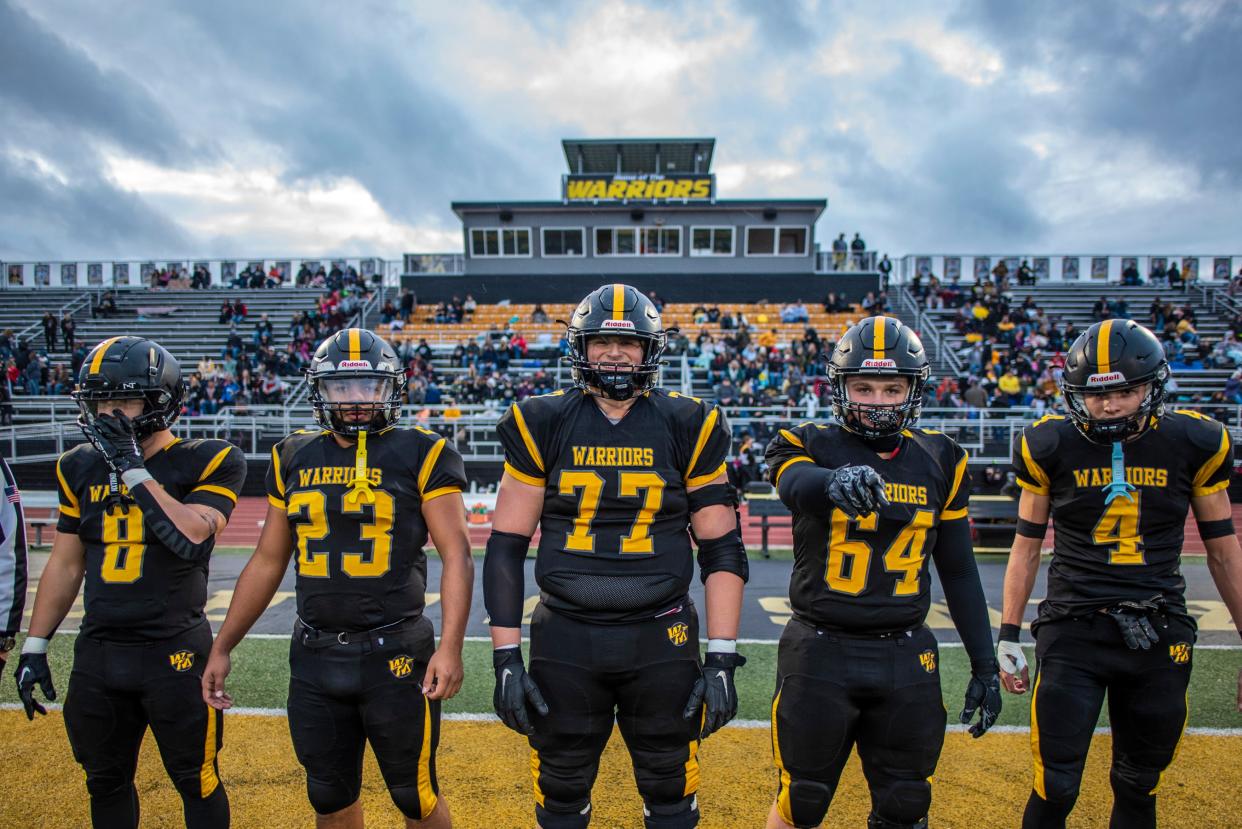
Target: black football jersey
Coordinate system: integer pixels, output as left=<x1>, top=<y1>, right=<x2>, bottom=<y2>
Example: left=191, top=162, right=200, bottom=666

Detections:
left=765, top=424, right=971, bottom=634
left=55, top=438, right=246, bottom=641
left=1013, top=410, right=1233, bottom=620
left=265, top=426, right=466, bottom=632
left=496, top=388, right=731, bottom=623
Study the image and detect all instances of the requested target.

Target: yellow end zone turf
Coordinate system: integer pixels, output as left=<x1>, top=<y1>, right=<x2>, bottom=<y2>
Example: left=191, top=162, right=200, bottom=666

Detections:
left=1, top=712, right=1238, bottom=827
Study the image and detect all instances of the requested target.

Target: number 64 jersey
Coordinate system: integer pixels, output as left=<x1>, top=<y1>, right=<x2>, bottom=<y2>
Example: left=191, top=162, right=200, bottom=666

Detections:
left=496, top=388, right=731, bottom=624
left=1012, top=411, right=1233, bottom=624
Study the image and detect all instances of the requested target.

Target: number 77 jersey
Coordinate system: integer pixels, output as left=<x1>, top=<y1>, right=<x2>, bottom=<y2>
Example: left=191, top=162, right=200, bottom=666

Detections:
left=1012, top=411, right=1233, bottom=621
left=764, top=423, right=971, bottom=634
left=496, top=387, right=732, bottom=623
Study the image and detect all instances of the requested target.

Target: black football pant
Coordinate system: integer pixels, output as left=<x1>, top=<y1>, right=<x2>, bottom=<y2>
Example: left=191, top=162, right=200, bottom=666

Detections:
left=528, top=602, right=704, bottom=829
left=287, top=615, right=441, bottom=820
left=1024, top=613, right=1194, bottom=829
left=63, top=622, right=228, bottom=829
left=771, top=619, right=946, bottom=829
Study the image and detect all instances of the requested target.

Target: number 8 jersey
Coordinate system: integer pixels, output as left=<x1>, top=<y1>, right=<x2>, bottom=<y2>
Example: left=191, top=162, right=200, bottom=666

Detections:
left=1012, top=411, right=1233, bottom=622
left=266, top=426, right=466, bottom=632
left=765, top=423, right=970, bottom=634
left=496, top=387, right=731, bottom=623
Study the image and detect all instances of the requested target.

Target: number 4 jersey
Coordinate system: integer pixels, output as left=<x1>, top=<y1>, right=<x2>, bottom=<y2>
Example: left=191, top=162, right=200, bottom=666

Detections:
left=765, top=424, right=971, bottom=634
left=266, top=426, right=466, bottom=632
left=1013, top=411, right=1233, bottom=621
left=496, top=387, right=731, bottom=623
left=55, top=438, right=247, bottom=641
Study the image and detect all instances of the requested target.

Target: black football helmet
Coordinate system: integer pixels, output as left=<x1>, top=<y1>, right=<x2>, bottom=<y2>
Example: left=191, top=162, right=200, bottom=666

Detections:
left=72, top=336, right=184, bottom=440
left=308, top=328, right=406, bottom=434
left=1060, top=319, right=1168, bottom=443
left=828, top=316, right=930, bottom=439
left=566, top=284, right=667, bottom=401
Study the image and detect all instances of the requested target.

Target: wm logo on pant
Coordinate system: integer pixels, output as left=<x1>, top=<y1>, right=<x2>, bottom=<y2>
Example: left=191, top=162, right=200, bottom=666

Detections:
left=388, top=655, right=414, bottom=678
left=1169, top=642, right=1191, bottom=664
left=168, top=650, right=196, bottom=672
left=919, top=650, right=937, bottom=673
left=667, top=623, right=688, bottom=647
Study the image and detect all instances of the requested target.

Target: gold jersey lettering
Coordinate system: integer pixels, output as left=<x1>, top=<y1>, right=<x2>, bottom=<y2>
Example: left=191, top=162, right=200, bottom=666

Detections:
left=1073, top=467, right=1167, bottom=489
left=569, top=446, right=655, bottom=467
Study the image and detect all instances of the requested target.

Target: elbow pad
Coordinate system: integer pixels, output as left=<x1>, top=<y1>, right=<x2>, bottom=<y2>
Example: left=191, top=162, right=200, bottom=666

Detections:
left=697, top=529, right=749, bottom=584
left=127, top=484, right=217, bottom=562
left=483, top=531, right=531, bottom=628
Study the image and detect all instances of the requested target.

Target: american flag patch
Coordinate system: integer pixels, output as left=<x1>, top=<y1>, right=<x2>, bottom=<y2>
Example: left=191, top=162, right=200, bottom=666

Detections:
left=4, top=484, right=19, bottom=504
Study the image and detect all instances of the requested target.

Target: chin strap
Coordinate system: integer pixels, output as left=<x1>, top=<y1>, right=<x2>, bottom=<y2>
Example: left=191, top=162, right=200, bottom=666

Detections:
left=1102, top=440, right=1136, bottom=504
left=343, top=429, right=375, bottom=506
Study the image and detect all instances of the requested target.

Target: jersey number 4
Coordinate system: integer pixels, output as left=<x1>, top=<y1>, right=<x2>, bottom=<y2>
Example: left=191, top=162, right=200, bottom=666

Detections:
left=826, top=508, right=936, bottom=596
left=559, top=470, right=665, bottom=554
left=287, top=489, right=394, bottom=578
left=1093, top=492, right=1144, bottom=565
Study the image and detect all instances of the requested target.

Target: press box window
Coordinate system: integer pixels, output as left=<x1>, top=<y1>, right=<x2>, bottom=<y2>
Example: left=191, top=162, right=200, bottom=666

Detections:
left=691, top=227, right=734, bottom=256
left=470, top=228, right=531, bottom=258
left=542, top=228, right=586, bottom=257
left=595, top=227, right=638, bottom=256
left=641, top=227, right=681, bottom=255
left=745, top=226, right=808, bottom=256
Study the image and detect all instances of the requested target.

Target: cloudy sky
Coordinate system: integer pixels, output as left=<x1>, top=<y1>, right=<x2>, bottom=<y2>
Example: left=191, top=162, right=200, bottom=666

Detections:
left=2, top=0, right=1239, bottom=262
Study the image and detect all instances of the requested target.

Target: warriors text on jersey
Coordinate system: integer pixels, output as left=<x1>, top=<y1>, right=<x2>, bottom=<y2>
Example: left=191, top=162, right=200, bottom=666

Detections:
left=55, top=438, right=246, bottom=641
left=496, top=388, right=731, bottom=623
left=1012, top=410, right=1233, bottom=620
left=266, top=426, right=466, bottom=632
left=765, top=424, right=970, bottom=634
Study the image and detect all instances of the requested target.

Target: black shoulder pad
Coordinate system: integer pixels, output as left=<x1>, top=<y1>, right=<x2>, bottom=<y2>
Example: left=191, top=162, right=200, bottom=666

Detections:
left=1172, top=409, right=1226, bottom=453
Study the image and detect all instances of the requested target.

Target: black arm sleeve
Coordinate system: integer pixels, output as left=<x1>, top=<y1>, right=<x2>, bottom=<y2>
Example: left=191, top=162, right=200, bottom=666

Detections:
left=482, top=531, right=530, bottom=628
left=127, top=483, right=217, bottom=562
left=931, top=517, right=995, bottom=668
left=776, top=462, right=831, bottom=515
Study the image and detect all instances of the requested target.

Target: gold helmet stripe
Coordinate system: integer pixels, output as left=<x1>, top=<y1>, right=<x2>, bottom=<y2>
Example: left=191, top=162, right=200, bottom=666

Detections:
left=612, top=283, right=625, bottom=321
left=872, top=316, right=887, bottom=361
left=1097, top=319, right=1114, bottom=375
left=88, top=336, right=123, bottom=375
left=348, top=328, right=361, bottom=362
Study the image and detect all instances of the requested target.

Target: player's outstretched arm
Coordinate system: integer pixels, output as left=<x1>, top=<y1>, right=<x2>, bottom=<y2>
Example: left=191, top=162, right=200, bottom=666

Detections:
left=202, top=501, right=293, bottom=709
left=1192, top=489, right=1242, bottom=712
left=998, top=488, right=1050, bottom=695
left=485, top=471, right=547, bottom=734
left=423, top=492, right=473, bottom=700
left=15, top=530, right=86, bottom=719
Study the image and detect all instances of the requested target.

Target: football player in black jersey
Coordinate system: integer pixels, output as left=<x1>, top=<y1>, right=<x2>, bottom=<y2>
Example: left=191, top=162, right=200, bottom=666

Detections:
left=482, top=284, right=747, bottom=829
left=202, top=328, right=472, bottom=829
left=763, top=316, right=1000, bottom=829
left=1000, top=319, right=1242, bottom=829
left=17, top=335, right=246, bottom=829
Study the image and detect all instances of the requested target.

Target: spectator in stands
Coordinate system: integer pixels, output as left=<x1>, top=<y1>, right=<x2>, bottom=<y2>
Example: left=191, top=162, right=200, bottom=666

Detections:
left=1092, top=295, right=1111, bottom=321
left=1122, top=260, right=1141, bottom=285
left=191, top=264, right=211, bottom=289
left=41, top=312, right=57, bottom=351
left=1169, top=260, right=1187, bottom=291
left=1231, top=268, right=1242, bottom=297
left=463, top=293, right=477, bottom=317
left=60, top=313, right=75, bottom=352
left=647, top=290, right=665, bottom=312
left=218, top=299, right=234, bottom=324
left=861, top=291, right=880, bottom=314
left=877, top=254, right=892, bottom=286
left=1017, top=259, right=1035, bottom=285
left=1150, top=259, right=1167, bottom=286
left=0, top=368, right=11, bottom=425
left=832, top=233, right=847, bottom=270
left=399, top=288, right=416, bottom=321
left=531, top=303, right=549, bottom=323
left=70, top=343, right=87, bottom=378
left=1225, top=369, right=1242, bottom=404
left=267, top=264, right=283, bottom=288
left=991, top=260, right=1009, bottom=284
left=822, top=292, right=847, bottom=313
left=380, top=299, right=398, bottom=325
left=253, top=313, right=273, bottom=344
left=1109, top=297, right=1129, bottom=319
left=850, top=232, right=866, bottom=269
left=232, top=297, right=248, bottom=322
left=780, top=299, right=809, bottom=324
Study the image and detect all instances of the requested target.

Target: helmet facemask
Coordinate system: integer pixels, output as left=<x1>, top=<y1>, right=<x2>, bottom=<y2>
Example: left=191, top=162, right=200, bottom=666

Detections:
left=310, top=373, right=404, bottom=434
left=1060, top=368, right=1167, bottom=443
left=829, top=368, right=928, bottom=440
left=568, top=331, right=665, bottom=401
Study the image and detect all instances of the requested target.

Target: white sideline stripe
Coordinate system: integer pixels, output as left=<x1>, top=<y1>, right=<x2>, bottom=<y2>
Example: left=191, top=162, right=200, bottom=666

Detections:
left=3, top=703, right=1238, bottom=736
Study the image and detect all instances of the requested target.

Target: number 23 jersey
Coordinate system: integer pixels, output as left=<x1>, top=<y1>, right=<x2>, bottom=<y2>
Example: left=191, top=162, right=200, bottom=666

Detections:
left=266, top=426, right=466, bottom=632
left=496, top=388, right=731, bottom=623
left=1013, top=411, right=1233, bottom=619
left=765, top=424, right=971, bottom=634
left=55, top=438, right=246, bottom=641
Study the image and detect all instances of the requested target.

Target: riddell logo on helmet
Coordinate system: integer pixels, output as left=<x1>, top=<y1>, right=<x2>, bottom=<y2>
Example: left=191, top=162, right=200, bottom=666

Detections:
left=601, top=319, right=636, bottom=330
left=337, top=360, right=373, bottom=369
left=1086, top=372, right=1125, bottom=385
left=861, top=359, right=897, bottom=369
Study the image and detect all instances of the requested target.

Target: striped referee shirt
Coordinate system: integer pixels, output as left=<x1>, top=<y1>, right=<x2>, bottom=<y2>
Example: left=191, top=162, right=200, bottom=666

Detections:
left=0, top=456, right=27, bottom=638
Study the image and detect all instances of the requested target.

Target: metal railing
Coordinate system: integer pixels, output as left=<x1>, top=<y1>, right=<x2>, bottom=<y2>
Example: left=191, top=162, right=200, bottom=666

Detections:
left=14, top=291, right=94, bottom=347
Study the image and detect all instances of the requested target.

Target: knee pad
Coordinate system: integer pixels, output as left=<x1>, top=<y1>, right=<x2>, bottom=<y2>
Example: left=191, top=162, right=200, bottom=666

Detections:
left=84, top=771, right=133, bottom=801
left=644, top=795, right=699, bottom=829
left=868, top=813, right=928, bottom=829
left=1110, top=759, right=1161, bottom=797
left=870, top=779, right=931, bottom=826
left=785, top=779, right=833, bottom=828
left=388, top=784, right=436, bottom=821
left=536, top=801, right=592, bottom=829
left=306, top=775, right=360, bottom=816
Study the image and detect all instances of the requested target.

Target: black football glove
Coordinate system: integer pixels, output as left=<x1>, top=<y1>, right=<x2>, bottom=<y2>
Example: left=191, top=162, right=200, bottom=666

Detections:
left=492, top=648, right=548, bottom=736
left=81, top=411, right=145, bottom=474
left=960, top=657, right=1002, bottom=738
left=682, top=651, right=746, bottom=739
left=15, top=653, right=57, bottom=720
left=1104, top=602, right=1161, bottom=650
left=825, top=465, right=889, bottom=518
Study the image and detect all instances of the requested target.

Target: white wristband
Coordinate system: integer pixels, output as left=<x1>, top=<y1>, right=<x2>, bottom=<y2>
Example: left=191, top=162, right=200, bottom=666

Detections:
left=707, top=638, right=736, bottom=654
left=21, top=636, right=50, bottom=655
left=121, top=469, right=154, bottom=490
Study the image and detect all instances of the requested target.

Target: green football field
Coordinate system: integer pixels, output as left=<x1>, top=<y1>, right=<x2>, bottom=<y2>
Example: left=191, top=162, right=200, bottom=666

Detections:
left=4, top=635, right=1239, bottom=729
